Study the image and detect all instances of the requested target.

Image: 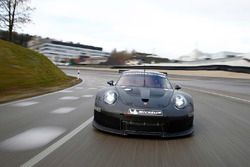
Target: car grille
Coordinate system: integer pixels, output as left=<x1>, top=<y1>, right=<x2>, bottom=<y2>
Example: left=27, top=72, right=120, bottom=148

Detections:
left=94, top=110, right=121, bottom=130
left=125, top=122, right=163, bottom=132
left=94, top=110, right=193, bottom=133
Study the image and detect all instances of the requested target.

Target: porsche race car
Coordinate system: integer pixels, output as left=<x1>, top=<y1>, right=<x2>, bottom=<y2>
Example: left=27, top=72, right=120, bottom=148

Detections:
left=93, top=70, right=194, bottom=138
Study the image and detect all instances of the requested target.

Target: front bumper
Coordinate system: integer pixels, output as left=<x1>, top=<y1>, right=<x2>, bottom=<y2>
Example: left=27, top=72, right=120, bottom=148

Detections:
left=93, top=110, right=193, bottom=138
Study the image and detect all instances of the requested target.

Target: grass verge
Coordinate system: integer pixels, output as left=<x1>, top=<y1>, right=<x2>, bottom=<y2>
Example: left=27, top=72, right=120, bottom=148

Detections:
left=0, top=40, right=81, bottom=103
left=0, top=77, right=81, bottom=104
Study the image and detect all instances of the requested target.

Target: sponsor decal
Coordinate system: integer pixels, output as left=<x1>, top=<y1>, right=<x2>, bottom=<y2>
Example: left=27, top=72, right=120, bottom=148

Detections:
left=128, top=108, right=163, bottom=116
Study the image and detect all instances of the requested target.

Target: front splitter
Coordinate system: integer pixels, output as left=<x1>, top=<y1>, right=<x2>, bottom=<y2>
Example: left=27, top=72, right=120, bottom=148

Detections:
left=92, top=120, right=193, bottom=138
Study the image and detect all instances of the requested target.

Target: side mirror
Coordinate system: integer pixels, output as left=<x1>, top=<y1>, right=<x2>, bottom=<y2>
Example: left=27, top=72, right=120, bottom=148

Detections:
left=107, top=80, right=114, bottom=86
left=175, top=84, right=181, bottom=90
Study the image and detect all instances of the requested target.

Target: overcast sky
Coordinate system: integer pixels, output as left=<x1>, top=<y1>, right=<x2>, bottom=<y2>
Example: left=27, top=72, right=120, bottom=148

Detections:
left=22, top=0, right=250, bottom=59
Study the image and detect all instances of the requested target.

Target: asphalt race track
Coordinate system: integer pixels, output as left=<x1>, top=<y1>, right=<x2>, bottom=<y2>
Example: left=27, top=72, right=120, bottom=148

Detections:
left=0, top=69, right=250, bottom=167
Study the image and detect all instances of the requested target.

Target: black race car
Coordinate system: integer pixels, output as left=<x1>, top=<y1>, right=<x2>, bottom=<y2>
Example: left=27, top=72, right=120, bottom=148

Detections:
left=93, top=70, right=194, bottom=137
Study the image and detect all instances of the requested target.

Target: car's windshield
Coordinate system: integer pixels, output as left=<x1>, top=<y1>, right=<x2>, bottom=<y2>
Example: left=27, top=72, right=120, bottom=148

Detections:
left=116, top=73, right=172, bottom=89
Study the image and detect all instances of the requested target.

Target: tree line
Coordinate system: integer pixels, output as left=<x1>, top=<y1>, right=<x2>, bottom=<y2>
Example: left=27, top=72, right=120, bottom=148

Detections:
left=0, top=29, right=32, bottom=46
left=0, top=0, right=34, bottom=41
left=105, top=49, right=170, bottom=65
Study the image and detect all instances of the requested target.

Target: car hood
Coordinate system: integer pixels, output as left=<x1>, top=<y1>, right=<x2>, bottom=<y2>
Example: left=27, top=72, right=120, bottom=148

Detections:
left=115, top=86, right=173, bottom=109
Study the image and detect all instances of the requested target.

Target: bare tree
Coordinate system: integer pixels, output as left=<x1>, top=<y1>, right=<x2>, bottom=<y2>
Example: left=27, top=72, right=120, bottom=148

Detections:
left=0, top=0, right=34, bottom=41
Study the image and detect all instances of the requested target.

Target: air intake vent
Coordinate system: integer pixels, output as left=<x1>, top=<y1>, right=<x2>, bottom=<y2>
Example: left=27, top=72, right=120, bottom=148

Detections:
left=142, top=98, right=149, bottom=102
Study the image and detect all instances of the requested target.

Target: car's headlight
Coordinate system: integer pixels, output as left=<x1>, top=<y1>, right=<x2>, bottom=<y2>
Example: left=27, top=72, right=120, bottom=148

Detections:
left=104, top=91, right=117, bottom=104
left=175, top=95, right=186, bottom=109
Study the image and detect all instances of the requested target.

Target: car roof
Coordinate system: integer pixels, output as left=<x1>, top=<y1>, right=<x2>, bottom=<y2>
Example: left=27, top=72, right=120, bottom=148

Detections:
left=122, top=70, right=167, bottom=77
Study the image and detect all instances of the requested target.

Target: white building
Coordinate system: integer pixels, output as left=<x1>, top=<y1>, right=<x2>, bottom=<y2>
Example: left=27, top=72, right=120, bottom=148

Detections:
left=179, top=49, right=244, bottom=62
left=125, top=59, right=142, bottom=65
left=28, top=36, right=110, bottom=63
left=236, top=53, right=250, bottom=60
left=179, top=49, right=210, bottom=61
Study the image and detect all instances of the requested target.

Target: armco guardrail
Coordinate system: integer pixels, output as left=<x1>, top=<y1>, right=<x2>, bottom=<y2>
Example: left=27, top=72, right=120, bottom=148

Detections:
left=112, top=65, right=250, bottom=74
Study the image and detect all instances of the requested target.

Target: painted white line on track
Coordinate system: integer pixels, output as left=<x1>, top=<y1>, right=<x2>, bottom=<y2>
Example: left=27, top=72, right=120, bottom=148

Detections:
left=0, top=78, right=85, bottom=107
left=12, top=101, right=38, bottom=107
left=59, top=96, right=80, bottom=100
left=51, top=107, right=76, bottom=114
left=59, top=90, right=73, bottom=93
left=185, top=87, right=250, bottom=103
left=82, top=95, right=94, bottom=98
left=88, top=88, right=97, bottom=90
left=0, top=127, right=65, bottom=151
left=75, top=87, right=84, bottom=90
left=20, top=116, right=93, bottom=167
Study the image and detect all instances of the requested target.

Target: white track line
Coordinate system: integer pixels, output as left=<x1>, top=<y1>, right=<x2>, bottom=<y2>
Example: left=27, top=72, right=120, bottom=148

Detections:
left=75, top=87, right=84, bottom=90
left=20, top=116, right=93, bottom=167
left=185, top=87, right=250, bottom=103
left=82, top=95, right=94, bottom=98
left=51, top=107, right=76, bottom=114
left=59, top=90, right=74, bottom=93
left=88, top=88, right=97, bottom=90
left=59, top=96, right=80, bottom=100
left=12, top=101, right=39, bottom=107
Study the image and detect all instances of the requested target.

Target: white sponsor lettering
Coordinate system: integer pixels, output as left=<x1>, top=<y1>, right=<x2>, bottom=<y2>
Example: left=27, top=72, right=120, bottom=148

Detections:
left=128, top=108, right=163, bottom=116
